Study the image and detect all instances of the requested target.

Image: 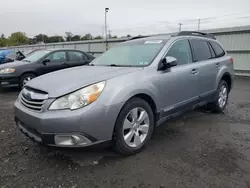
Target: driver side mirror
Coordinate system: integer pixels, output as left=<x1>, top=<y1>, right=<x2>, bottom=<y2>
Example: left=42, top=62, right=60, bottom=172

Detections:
left=42, top=59, right=50, bottom=65
left=158, top=56, right=177, bottom=70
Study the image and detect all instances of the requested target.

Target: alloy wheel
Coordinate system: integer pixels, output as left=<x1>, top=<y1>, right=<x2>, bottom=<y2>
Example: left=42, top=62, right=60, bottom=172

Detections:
left=123, top=107, right=150, bottom=148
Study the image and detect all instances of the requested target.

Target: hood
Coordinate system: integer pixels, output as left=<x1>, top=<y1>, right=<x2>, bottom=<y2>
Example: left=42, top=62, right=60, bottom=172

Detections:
left=0, top=61, right=28, bottom=69
left=26, top=66, right=141, bottom=98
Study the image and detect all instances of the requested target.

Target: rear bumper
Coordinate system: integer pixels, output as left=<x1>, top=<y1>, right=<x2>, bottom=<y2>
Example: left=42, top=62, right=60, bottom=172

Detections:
left=0, top=74, right=19, bottom=87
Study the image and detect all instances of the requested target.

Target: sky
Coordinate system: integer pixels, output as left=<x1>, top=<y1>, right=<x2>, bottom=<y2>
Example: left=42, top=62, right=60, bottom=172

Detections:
left=0, top=0, right=250, bottom=38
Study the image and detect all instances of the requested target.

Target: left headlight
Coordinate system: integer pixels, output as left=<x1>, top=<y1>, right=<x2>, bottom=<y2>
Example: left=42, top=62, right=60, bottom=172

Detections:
left=0, top=68, right=15, bottom=74
left=49, top=81, right=106, bottom=110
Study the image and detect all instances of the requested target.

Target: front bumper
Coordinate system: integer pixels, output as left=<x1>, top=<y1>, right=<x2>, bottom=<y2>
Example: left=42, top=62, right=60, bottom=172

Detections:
left=0, top=74, right=19, bottom=87
left=14, top=99, right=123, bottom=147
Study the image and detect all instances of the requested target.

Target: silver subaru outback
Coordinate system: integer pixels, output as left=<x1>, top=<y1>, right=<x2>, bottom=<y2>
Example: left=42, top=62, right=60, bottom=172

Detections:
left=14, top=31, right=234, bottom=155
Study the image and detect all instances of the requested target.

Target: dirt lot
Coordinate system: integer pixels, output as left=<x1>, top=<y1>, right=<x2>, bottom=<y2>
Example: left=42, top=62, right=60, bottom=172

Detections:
left=0, top=78, right=250, bottom=188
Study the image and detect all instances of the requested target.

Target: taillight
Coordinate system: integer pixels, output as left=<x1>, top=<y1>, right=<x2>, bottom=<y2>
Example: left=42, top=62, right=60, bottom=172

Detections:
left=230, top=57, right=234, bottom=64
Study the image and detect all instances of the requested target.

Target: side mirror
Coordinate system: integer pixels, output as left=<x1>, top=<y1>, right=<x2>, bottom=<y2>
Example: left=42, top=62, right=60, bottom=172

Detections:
left=159, top=56, right=177, bottom=70
left=42, top=59, right=50, bottom=65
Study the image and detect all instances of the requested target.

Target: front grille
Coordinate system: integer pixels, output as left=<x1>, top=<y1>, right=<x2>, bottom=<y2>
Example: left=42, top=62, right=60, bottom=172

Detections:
left=20, top=87, right=48, bottom=111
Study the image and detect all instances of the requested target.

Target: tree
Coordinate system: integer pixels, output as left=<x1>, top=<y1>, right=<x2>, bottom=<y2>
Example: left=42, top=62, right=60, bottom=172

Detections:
left=81, top=33, right=93, bottom=40
left=34, top=34, right=49, bottom=43
left=126, top=34, right=131, bottom=37
left=111, top=35, right=118, bottom=38
left=93, top=35, right=103, bottom=39
left=48, top=36, right=64, bottom=43
left=71, top=35, right=81, bottom=41
left=1, top=34, right=5, bottom=39
left=9, top=32, right=29, bottom=46
left=65, top=32, right=73, bottom=41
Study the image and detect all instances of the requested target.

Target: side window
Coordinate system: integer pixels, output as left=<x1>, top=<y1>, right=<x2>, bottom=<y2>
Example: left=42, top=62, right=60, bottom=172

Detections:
left=166, top=39, right=192, bottom=65
left=210, top=41, right=225, bottom=58
left=208, top=42, right=216, bottom=58
left=191, top=39, right=212, bottom=61
left=68, top=51, right=87, bottom=61
left=47, top=51, right=66, bottom=62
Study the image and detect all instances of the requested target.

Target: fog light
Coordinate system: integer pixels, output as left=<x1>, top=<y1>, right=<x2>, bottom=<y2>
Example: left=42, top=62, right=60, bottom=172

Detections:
left=54, top=135, right=92, bottom=146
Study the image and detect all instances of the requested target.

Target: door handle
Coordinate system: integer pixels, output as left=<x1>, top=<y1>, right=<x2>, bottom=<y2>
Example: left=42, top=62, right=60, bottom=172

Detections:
left=216, top=63, right=220, bottom=68
left=191, top=69, right=199, bottom=75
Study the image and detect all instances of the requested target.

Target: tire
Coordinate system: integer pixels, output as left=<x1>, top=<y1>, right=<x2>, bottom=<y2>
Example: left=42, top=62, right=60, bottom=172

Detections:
left=209, top=80, right=229, bottom=113
left=19, top=73, right=36, bottom=88
left=113, top=98, right=154, bottom=155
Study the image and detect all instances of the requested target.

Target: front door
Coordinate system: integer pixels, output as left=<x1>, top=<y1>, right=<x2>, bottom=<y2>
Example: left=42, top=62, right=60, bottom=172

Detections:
left=155, top=39, right=200, bottom=116
left=38, top=51, right=67, bottom=75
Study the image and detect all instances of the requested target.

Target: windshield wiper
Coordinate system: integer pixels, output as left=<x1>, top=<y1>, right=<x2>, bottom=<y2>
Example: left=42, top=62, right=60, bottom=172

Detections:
left=108, top=64, right=133, bottom=67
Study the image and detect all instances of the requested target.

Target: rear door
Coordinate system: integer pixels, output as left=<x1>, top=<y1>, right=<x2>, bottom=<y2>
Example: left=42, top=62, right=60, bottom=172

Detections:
left=66, top=51, right=90, bottom=67
left=37, top=51, right=67, bottom=75
left=190, top=38, right=218, bottom=101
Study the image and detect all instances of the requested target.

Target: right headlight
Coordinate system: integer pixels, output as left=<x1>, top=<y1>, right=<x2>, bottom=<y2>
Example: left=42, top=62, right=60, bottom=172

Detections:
left=0, top=68, right=15, bottom=74
left=49, top=81, right=106, bottom=111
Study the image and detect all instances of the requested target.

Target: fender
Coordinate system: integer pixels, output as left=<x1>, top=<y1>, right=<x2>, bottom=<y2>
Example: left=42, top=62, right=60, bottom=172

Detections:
left=215, top=65, right=231, bottom=90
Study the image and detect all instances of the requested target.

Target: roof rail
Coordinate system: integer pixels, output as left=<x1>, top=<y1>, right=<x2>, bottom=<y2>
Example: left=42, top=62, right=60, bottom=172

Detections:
left=176, top=31, right=216, bottom=39
left=128, top=36, right=149, bottom=40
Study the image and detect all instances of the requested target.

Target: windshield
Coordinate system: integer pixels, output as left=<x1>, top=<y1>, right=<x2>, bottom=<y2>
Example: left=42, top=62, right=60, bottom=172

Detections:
left=22, top=50, right=51, bottom=62
left=92, top=41, right=165, bottom=67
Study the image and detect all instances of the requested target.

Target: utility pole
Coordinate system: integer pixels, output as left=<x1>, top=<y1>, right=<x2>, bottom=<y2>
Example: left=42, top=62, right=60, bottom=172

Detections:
left=105, top=8, right=109, bottom=50
left=178, top=23, right=183, bottom=32
left=108, top=30, right=111, bottom=39
left=198, top=19, right=200, bottom=31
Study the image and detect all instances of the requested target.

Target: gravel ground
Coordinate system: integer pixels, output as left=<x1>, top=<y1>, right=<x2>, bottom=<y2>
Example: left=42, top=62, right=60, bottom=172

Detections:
left=0, top=78, right=250, bottom=188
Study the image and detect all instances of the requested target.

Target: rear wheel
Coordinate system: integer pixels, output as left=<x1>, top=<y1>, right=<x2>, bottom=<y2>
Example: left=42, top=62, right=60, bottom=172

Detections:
left=113, top=98, right=154, bottom=155
left=20, top=73, right=36, bottom=88
left=209, top=80, right=229, bottom=113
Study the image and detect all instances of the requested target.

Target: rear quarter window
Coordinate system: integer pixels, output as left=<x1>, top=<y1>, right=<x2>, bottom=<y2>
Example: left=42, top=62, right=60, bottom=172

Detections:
left=209, top=41, right=225, bottom=58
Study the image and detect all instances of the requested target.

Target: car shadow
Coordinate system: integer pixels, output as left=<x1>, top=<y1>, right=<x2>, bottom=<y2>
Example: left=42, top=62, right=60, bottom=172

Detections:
left=0, top=87, right=20, bottom=93
left=28, top=107, right=211, bottom=167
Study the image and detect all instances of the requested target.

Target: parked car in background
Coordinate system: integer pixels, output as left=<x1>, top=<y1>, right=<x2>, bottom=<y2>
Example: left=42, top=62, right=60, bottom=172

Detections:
left=0, top=49, right=94, bottom=88
left=14, top=31, right=234, bottom=155
left=0, top=50, right=15, bottom=64
left=4, top=51, right=26, bottom=63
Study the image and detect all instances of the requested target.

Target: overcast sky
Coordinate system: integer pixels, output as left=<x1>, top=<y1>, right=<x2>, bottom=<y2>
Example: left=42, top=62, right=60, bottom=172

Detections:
left=1, top=0, right=250, bottom=38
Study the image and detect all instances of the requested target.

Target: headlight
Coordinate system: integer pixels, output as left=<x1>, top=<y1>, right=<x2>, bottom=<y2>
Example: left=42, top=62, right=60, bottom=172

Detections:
left=49, top=81, right=106, bottom=110
left=0, top=68, right=15, bottom=74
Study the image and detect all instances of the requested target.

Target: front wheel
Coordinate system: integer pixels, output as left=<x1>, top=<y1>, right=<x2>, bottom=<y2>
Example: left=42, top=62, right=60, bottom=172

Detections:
left=19, top=73, right=36, bottom=88
left=209, top=80, right=229, bottom=113
left=113, top=98, right=154, bottom=155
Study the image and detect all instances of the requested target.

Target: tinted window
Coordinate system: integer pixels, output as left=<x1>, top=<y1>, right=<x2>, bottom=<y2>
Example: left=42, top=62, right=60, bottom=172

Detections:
left=68, top=51, right=87, bottom=61
left=208, top=42, right=216, bottom=58
left=191, top=39, right=212, bottom=61
left=210, top=41, right=225, bottom=57
left=47, top=51, right=66, bottom=62
left=166, top=39, right=192, bottom=65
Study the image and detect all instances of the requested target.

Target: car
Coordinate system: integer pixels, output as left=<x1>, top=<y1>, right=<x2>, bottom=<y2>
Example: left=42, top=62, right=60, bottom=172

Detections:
left=14, top=31, right=234, bottom=155
left=4, top=50, right=27, bottom=63
left=0, top=49, right=95, bottom=88
left=0, top=49, right=15, bottom=64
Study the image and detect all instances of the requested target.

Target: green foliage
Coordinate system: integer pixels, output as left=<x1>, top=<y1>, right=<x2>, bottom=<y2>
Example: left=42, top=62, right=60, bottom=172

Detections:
left=93, top=35, right=103, bottom=39
left=47, top=36, right=65, bottom=43
left=0, top=31, right=131, bottom=47
left=9, top=32, right=29, bottom=46
left=71, top=35, right=81, bottom=41
left=34, top=34, right=49, bottom=43
left=81, top=33, right=93, bottom=40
